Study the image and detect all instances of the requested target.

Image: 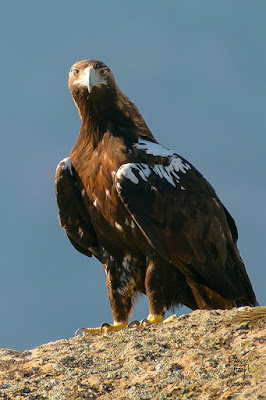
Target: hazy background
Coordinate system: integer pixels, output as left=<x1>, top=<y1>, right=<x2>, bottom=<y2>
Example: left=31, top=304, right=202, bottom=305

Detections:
left=1, top=1, right=265, bottom=351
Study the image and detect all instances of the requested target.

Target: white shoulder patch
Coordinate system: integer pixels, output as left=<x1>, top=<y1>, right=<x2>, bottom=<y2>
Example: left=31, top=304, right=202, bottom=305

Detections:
left=116, top=163, right=139, bottom=184
left=117, top=158, right=191, bottom=188
left=134, top=139, right=174, bottom=157
left=56, top=157, right=73, bottom=176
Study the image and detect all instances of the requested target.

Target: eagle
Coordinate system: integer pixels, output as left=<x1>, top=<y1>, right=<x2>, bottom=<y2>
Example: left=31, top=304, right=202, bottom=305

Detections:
left=55, top=59, right=258, bottom=334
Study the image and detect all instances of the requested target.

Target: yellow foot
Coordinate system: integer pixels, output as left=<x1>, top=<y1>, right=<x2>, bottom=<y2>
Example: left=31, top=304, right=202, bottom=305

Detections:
left=127, top=314, right=177, bottom=328
left=126, top=315, right=162, bottom=328
left=147, top=314, right=164, bottom=324
left=75, top=322, right=127, bottom=336
left=147, top=314, right=177, bottom=324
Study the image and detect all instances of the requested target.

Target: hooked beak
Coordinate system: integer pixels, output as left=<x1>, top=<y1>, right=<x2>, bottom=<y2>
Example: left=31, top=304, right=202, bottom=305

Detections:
left=76, top=67, right=95, bottom=93
left=82, top=67, right=106, bottom=93
left=86, top=67, right=95, bottom=93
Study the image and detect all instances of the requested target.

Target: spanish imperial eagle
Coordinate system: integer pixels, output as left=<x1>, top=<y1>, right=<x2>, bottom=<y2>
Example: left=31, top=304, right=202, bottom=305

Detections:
left=55, top=59, right=258, bottom=334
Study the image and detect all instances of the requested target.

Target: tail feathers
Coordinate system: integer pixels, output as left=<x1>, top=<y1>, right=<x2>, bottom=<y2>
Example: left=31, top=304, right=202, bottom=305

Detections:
left=234, top=298, right=259, bottom=307
left=186, top=278, right=234, bottom=310
left=186, top=277, right=258, bottom=310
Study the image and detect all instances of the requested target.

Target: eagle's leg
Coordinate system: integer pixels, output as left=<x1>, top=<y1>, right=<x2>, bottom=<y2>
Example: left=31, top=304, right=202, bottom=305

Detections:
left=144, top=259, right=168, bottom=325
left=141, top=258, right=177, bottom=326
left=122, top=258, right=167, bottom=329
left=102, top=268, right=135, bottom=332
left=78, top=263, right=135, bottom=335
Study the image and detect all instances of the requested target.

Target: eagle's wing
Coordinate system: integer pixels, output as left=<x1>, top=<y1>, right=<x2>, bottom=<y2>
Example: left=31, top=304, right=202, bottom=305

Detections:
left=222, top=204, right=238, bottom=244
left=55, top=158, right=99, bottom=259
left=115, top=140, right=255, bottom=305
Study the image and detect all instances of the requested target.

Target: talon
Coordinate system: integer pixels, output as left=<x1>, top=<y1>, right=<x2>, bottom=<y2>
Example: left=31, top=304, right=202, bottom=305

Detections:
left=140, top=318, right=151, bottom=327
left=75, top=328, right=87, bottom=337
left=127, top=320, right=141, bottom=328
left=163, top=314, right=177, bottom=323
left=100, top=322, right=111, bottom=332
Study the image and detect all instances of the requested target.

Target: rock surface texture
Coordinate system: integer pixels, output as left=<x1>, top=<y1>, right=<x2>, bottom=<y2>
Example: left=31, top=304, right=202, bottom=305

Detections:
left=0, top=307, right=265, bottom=400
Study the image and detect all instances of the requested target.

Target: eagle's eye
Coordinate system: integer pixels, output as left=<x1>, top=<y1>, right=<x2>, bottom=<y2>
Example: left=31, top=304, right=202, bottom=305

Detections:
left=72, top=68, right=80, bottom=77
left=99, top=68, right=108, bottom=77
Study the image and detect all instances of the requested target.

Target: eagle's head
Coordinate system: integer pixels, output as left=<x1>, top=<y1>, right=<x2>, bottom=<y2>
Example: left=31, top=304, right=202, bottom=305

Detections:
left=68, top=60, right=117, bottom=117
left=68, top=59, right=154, bottom=140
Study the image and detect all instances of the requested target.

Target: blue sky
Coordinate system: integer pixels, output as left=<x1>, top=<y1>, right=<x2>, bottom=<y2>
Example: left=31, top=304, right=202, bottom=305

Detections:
left=1, top=0, right=265, bottom=350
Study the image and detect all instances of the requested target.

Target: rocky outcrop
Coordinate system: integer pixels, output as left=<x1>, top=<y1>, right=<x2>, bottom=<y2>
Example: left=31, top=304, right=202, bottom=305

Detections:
left=0, top=307, right=265, bottom=399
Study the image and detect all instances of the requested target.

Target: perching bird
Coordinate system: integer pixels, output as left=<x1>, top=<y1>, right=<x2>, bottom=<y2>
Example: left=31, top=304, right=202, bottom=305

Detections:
left=55, top=59, right=258, bottom=334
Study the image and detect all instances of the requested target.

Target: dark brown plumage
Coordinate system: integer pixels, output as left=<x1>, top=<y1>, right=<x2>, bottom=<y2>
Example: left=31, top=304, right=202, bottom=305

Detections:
left=55, top=59, right=258, bottom=334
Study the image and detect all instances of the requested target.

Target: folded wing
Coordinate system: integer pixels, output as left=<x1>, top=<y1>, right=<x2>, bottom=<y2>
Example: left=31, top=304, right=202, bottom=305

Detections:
left=115, top=140, right=257, bottom=306
left=55, top=157, right=99, bottom=259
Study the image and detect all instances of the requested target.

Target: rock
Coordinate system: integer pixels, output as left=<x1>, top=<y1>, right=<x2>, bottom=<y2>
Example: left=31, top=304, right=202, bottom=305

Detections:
left=0, top=307, right=265, bottom=399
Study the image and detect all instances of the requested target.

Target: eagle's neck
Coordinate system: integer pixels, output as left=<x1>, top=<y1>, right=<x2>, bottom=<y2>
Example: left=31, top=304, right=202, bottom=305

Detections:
left=81, top=115, right=108, bottom=149
left=72, top=87, right=155, bottom=152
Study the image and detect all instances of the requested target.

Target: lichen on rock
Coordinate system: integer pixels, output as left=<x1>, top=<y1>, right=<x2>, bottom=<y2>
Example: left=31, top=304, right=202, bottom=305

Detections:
left=0, top=307, right=265, bottom=399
